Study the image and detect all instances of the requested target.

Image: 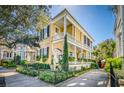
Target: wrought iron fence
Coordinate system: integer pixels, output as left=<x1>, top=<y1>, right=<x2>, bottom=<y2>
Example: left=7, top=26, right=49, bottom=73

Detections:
left=110, top=62, right=119, bottom=87
left=0, top=77, right=6, bottom=87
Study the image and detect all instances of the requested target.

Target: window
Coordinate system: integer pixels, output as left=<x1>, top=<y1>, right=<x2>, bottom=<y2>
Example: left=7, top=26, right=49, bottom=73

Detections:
left=44, top=27, right=48, bottom=39
left=7, top=52, right=9, bottom=58
left=69, top=52, right=73, bottom=57
left=87, top=38, right=90, bottom=46
left=40, top=48, right=42, bottom=57
left=55, top=27, right=59, bottom=33
left=10, top=52, right=12, bottom=57
left=90, top=41, right=92, bottom=48
left=80, top=32, right=82, bottom=41
left=42, top=47, right=49, bottom=58
left=84, top=35, right=86, bottom=44
left=40, top=25, right=50, bottom=40
left=44, top=48, right=47, bottom=56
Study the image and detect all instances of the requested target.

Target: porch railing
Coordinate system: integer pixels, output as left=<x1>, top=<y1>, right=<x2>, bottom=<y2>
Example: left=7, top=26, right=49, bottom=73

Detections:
left=52, top=32, right=92, bottom=50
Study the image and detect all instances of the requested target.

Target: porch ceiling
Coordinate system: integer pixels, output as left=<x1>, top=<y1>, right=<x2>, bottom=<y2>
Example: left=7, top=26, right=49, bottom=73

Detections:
left=55, top=18, right=71, bottom=28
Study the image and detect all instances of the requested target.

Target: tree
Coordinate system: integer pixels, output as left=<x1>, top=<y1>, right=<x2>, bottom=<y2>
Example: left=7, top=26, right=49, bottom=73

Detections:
left=93, top=39, right=115, bottom=60
left=0, top=5, right=51, bottom=48
left=62, top=34, right=69, bottom=71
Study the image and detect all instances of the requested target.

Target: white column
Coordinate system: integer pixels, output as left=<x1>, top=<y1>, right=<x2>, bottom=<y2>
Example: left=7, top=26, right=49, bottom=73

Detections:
left=75, top=46, right=77, bottom=64
left=81, top=49, right=83, bottom=62
left=64, top=16, right=67, bottom=36
left=75, top=27, right=76, bottom=42
left=1, top=51, right=3, bottom=59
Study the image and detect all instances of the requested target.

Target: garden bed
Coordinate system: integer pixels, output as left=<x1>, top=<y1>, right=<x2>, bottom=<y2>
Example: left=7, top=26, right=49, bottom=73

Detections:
left=38, top=68, right=90, bottom=84
left=16, top=65, right=90, bottom=84
left=16, top=66, right=38, bottom=77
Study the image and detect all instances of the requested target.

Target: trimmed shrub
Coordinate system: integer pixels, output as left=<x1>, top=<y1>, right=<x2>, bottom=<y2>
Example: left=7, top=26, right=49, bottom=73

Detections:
left=16, top=66, right=38, bottom=77
left=90, top=62, right=99, bottom=69
left=77, top=58, right=83, bottom=62
left=38, top=68, right=90, bottom=84
left=114, top=69, right=124, bottom=79
left=42, top=56, right=48, bottom=63
left=36, top=56, right=41, bottom=61
left=83, top=58, right=87, bottom=62
left=29, top=63, right=50, bottom=70
left=1, top=60, right=16, bottom=68
left=38, top=71, right=55, bottom=83
left=38, top=70, right=74, bottom=84
left=104, top=57, right=122, bottom=72
left=19, top=60, right=28, bottom=65
left=68, top=57, right=75, bottom=62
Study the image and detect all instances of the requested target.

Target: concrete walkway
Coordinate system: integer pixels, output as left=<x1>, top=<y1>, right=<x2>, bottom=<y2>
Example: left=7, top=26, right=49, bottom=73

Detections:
left=56, top=69, right=108, bottom=87
left=0, top=66, right=53, bottom=87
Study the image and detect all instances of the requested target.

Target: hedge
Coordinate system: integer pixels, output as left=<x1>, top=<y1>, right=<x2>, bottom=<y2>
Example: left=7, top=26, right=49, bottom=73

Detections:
left=38, top=68, right=90, bottom=84
left=38, top=70, right=74, bottom=84
left=16, top=66, right=38, bottom=77
left=29, top=63, right=50, bottom=70
left=0, top=60, right=16, bottom=68
left=114, top=69, right=124, bottom=79
left=90, top=62, right=99, bottom=69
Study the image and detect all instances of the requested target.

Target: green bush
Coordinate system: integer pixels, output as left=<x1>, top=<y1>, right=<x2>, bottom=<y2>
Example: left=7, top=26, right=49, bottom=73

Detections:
left=114, top=69, right=124, bottom=79
left=38, top=71, right=55, bottom=83
left=16, top=66, right=38, bottom=77
left=36, top=56, right=41, bottom=61
left=19, top=60, right=28, bottom=65
left=38, top=68, right=90, bottom=84
left=90, top=62, right=98, bottom=69
left=1, top=60, right=16, bottom=68
left=29, top=63, right=50, bottom=70
left=68, top=57, right=75, bottom=62
left=83, top=58, right=87, bottom=62
left=38, top=70, right=75, bottom=84
left=104, top=57, right=122, bottom=72
left=42, top=56, right=48, bottom=63
left=77, top=58, right=83, bottom=62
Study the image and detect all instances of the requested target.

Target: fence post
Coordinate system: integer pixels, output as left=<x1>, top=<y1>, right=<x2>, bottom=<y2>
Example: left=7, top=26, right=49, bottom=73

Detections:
left=0, top=77, right=6, bottom=87
left=110, top=62, right=116, bottom=87
left=54, top=71, right=56, bottom=84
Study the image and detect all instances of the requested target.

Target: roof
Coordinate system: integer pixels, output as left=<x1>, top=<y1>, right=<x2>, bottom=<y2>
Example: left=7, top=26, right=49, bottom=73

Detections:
left=52, top=9, right=94, bottom=41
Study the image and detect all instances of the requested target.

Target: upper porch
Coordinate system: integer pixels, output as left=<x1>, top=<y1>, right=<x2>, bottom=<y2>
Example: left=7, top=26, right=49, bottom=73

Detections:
left=51, top=10, right=93, bottom=51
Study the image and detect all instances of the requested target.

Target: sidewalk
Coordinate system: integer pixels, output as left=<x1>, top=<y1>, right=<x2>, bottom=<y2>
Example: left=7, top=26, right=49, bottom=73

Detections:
left=56, top=69, right=108, bottom=87
left=0, top=66, right=53, bottom=87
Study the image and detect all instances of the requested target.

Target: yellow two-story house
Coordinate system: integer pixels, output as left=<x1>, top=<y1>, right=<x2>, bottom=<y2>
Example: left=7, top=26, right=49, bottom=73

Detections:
left=38, top=9, right=94, bottom=65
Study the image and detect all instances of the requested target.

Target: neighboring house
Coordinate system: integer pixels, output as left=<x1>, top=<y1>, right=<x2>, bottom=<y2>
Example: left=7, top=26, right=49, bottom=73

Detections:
left=0, top=44, right=37, bottom=63
left=38, top=9, right=94, bottom=65
left=114, top=5, right=124, bottom=58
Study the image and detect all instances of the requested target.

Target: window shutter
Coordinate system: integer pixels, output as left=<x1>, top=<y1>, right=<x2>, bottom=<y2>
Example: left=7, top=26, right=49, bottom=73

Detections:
left=40, top=30, right=42, bottom=40
left=42, top=48, right=44, bottom=56
left=47, top=25, right=50, bottom=37
left=42, top=29, right=44, bottom=39
left=40, top=49, right=42, bottom=57
left=47, top=47, right=49, bottom=58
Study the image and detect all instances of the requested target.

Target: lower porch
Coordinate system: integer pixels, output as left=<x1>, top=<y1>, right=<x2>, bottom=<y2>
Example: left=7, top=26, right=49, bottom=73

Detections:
left=52, top=41, right=93, bottom=64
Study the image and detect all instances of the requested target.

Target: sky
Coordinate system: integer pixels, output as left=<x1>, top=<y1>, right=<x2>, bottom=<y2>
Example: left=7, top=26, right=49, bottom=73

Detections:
left=50, top=5, right=115, bottom=45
